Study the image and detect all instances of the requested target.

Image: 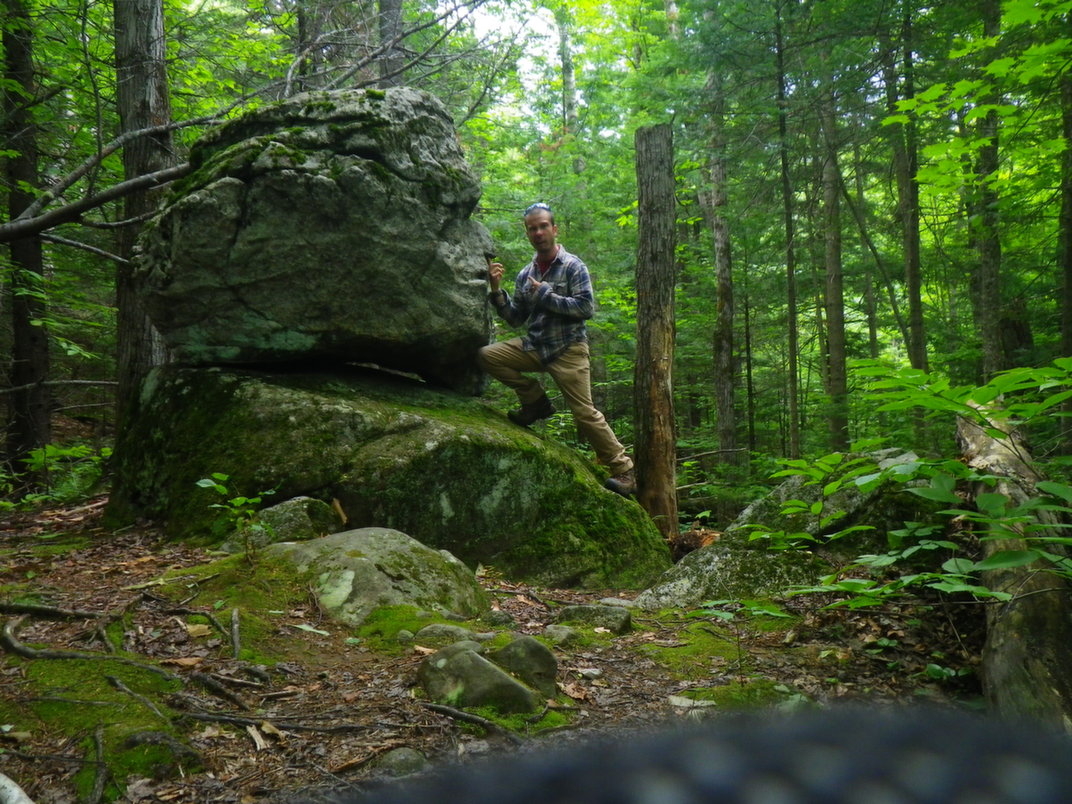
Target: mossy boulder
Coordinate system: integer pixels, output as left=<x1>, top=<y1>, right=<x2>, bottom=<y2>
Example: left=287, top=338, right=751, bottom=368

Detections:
left=134, top=86, right=493, bottom=393
left=265, top=528, right=487, bottom=626
left=107, top=365, right=670, bottom=589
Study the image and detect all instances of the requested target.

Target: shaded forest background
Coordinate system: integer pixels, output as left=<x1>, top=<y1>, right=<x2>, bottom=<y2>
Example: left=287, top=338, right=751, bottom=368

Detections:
left=2, top=0, right=1072, bottom=525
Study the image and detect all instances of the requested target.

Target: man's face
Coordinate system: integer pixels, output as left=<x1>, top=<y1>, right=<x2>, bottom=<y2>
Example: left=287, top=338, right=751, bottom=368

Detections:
left=524, top=210, right=558, bottom=254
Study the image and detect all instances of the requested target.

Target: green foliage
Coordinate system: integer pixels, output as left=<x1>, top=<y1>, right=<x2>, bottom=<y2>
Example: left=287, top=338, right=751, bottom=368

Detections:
left=763, top=360, right=1072, bottom=608
left=194, top=473, right=275, bottom=559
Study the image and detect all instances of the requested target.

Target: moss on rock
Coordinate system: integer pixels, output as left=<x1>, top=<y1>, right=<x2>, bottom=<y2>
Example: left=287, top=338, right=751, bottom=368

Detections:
left=108, top=366, right=670, bottom=589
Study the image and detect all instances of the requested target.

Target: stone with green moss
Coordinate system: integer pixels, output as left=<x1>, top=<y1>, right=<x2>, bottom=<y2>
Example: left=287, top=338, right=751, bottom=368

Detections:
left=135, top=86, right=493, bottom=394
left=107, top=366, right=670, bottom=589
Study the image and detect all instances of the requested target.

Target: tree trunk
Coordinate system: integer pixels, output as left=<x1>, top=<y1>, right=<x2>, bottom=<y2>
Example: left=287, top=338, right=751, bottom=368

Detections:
left=704, top=70, right=738, bottom=466
left=882, top=4, right=927, bottom=373
left=114, top=0, right=174, bottom=431
left=3, top=0, right=51, bottom=474
left=973, top=0, right=1004, bottom=380
left=378, top=0, right=404, bottom=88
left=956, top=408, right=1072, bottom=728
left=820, top=72, right=847, bottom=452
left=555, top=7, right=584, bottom=175
left=774, top=9, right=800, bottom=458
left=633, top=124, right=677, bottom=541
left=1059, top=63, right=1072, bottom=451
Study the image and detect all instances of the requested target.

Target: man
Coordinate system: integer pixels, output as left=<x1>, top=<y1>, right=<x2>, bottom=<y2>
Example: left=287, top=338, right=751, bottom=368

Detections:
left=478, top=202, right=636, bottom=497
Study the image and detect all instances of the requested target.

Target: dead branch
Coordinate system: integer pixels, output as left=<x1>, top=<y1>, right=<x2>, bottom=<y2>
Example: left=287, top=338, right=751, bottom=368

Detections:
left=105, top=675, right=168, bottom=721
left=0, top=617, right=179, bottom=681
left=0, top=380, right=118, bottom=396
left=189, top=672, right=251, bottom=711
left=0, top=602, right=102, bottom=619
left=419, top=702, right=524, bottom=745
left=177, top=711, right=375, bottom=734
left=88, top=724, right=107, bottom=804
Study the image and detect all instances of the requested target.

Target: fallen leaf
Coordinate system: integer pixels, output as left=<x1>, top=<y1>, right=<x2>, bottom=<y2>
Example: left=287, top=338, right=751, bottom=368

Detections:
left=292, top=623, right=330, bottom=636
left=260, top=721, right=286, bottom=742
left=562, top=682, right=590, bottom=701
left=160, top=656, right=204, bottom=667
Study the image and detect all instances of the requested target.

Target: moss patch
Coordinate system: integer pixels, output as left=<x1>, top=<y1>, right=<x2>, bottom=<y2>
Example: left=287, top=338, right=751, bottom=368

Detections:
left=677, top=677, right=804, bottom=710
left=3, top=655, right=192, bottom=801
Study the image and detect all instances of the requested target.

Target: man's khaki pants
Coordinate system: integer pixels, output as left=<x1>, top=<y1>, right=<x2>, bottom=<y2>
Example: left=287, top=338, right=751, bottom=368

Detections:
left=478, top=338, right=633, bottom=475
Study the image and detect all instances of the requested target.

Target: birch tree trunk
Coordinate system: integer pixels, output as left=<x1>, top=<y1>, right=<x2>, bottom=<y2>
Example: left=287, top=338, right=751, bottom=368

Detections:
left=957, top=409, right=1072, bottom=729
left=634, top=124, right=677, bottom=541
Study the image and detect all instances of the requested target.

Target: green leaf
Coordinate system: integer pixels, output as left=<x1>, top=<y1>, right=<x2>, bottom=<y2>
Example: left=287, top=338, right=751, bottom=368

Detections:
left=972, top=550, right=1039, bottom=571
left=941, top=557, right=975, bottom=575
left=907, top=486, right=961, bottom=504
left=975, top=492, right=1009, bottom=517
left=1037, top=481, right=1072, bottom=505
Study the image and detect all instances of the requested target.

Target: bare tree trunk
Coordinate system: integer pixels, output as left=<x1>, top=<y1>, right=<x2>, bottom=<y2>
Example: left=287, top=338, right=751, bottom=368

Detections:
left=973, top=0, right=1004, bottom=380
left=957, top=408, right=1072, bottom=728
left=3, top=0, right=51, bottom=474
left=704, top=70, right=738, bottom=466
left=774, top=8, right=800, bottom=458
left=821, top=105, right=847, bottom=452
left=1059, top=63, right=1072, bottom=451
left=114, top=0, right=174, bottom=431
left=555, top=7, right=584, bottom=175
left=634, top=124, right=677, bottom=541
left=378, top=0, right=404, bottom=88
left=882, top=3, right=927, bottom=373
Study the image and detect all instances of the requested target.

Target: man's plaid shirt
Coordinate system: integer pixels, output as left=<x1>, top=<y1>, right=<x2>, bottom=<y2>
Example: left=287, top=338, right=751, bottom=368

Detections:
left=489, top=246, right=594, bottom=365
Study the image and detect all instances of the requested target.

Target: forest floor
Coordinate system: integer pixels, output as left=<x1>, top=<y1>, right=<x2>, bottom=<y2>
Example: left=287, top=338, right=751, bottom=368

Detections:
left=0, top=496, right=985, bottom=804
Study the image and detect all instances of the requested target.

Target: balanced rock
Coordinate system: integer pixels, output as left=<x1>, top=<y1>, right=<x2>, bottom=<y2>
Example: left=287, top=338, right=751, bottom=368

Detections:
left=135, top=87, right=493, bottom=393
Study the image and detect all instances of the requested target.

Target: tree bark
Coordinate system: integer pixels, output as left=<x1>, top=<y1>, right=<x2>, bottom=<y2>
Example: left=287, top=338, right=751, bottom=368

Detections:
left=114, top=0, right=174, bottom=431
left=774, top=8, right=800, bottom=458
left=704, top=70, right=738, bottom=466
left=819, top=70, right=847, bottom=452
left=378, top=0, right=404, bottom=88
left=973, top=0, right=1004, bottom=380
left=634, top=124, right=677, bottom=540
left=882, top=4, right=927, bottom=373
left=3, top=0, right=51, bottom=471
left=1059, top=53, right=1072, bottom=451
left=956, top=408, right=1072, bottom=729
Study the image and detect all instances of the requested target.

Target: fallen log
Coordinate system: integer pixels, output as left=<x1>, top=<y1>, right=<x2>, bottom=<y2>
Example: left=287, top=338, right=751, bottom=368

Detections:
left=956, top=407, right=1072, bottom=730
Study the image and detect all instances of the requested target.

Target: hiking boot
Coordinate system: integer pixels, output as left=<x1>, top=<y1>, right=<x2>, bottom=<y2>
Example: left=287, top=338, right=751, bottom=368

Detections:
left=507, top=395, right=555, bottom=426
left=605, top=468, right=637, bottom=497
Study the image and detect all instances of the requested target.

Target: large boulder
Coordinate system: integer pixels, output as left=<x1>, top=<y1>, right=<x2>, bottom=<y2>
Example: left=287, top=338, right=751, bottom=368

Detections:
left=135, top=87, right=493, bottom=393
left=107, top=365, right=671, bottom=589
